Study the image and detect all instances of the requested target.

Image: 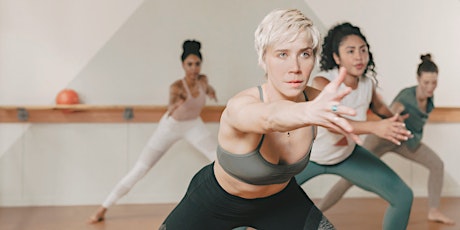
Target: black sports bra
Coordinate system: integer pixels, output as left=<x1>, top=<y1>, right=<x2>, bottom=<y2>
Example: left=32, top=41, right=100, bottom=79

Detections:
left=217, top=86, right=315, bottom=185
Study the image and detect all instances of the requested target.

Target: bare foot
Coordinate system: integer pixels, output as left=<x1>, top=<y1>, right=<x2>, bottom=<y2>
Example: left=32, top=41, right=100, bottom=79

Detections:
left=88, top=206, right=107, bottom=224
left=428, top=208, right=455, bottom=225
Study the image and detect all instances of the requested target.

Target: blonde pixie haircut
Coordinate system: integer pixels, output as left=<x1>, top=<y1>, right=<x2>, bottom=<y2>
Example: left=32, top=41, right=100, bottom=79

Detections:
left=255, top=9, right=321, bottom=71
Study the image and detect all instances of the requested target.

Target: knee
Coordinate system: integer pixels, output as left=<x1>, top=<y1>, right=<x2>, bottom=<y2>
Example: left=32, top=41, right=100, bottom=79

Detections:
left=130, top=163, right=151, bottom=179
left=402, top=184, right=413, bottom=201
left=394, top=182, right=413, bottom=209
left=431, top=159, right=444, bottom=173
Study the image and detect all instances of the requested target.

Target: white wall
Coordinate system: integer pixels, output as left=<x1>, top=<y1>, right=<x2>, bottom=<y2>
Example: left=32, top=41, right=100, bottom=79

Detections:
left=0, top=0, right=459, bottom=206
left=306, top=0, right=460, bottom=106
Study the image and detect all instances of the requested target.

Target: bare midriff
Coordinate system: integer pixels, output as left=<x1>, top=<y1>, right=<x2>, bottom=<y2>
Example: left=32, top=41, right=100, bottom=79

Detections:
left=213, top=160, right=289, bottom=199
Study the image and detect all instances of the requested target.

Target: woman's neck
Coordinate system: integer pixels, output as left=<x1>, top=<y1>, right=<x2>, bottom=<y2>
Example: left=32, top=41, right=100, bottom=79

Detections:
left=415, top=86, right=428, bottom=111
left=184, top=75, right=197, bottom=86
left=415, top=86, right=428, bottom=103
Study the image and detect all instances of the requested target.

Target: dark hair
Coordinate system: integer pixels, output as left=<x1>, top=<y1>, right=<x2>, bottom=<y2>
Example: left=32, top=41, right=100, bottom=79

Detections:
left=417, top=53, right=438, bottom=76
left=181, top=40, right=202, bottom=62
left=320, top=22, right=376, bottom=77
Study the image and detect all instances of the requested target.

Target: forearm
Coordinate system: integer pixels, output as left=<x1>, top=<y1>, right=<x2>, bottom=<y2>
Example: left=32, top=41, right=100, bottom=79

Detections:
left=371, top=105, right=394, bottom=119
left=264, top=102, right=313, bottom=132
left=370, top=89, right=394, bottom=118
left=227, top=100, right=312, bottom=134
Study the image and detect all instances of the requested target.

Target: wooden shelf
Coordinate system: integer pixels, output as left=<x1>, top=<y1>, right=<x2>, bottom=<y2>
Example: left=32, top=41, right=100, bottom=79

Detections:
left=0, top=105, right=459, bottom=123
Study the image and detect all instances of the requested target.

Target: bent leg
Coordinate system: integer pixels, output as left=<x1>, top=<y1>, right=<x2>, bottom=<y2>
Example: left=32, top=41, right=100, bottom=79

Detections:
left=319, top=135, right=397, bottom=212
left=394, top=143, right=454, bottom=224
left=184, top=118, right=217, bottom=161
left=327, top=146, right=413, bottom=230
left=395, top=143, right=443, bottom=207
left=362, top=134, right=398, bottom=158
left=162, top=164, right=246, bottom=229
left=317, top=178, right=353, bottom=211
left=253, top=180, right=335, bottom=230
left=102, top=115, right=183, bottom=207
left=295, top=161, right=328, bottom=185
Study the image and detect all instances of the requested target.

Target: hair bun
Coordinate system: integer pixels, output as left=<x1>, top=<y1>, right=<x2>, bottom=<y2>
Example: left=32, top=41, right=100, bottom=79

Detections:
left=183, top=40, right=201, bottom=52
left=181, top=39, right=202, bottom=61
left=420, top=53, right=432, bottom=62
left=417, top=53, right=438, bottom=76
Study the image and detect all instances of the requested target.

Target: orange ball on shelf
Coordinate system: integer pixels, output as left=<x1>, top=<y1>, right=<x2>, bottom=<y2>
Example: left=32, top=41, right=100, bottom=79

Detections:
left=56, top=89, right=80, bottom=105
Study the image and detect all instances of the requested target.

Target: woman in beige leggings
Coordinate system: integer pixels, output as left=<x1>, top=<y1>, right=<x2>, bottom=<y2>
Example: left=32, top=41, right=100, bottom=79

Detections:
left=88, top=40, right=218, bottom=224
left=318, top=54, right=454, bottom=225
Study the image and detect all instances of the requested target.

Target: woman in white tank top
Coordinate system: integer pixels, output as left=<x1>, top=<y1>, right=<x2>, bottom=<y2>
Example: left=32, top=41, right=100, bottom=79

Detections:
left=295, top=22, right=414, bottom=230
left=88, top=40, right=218, bottom=224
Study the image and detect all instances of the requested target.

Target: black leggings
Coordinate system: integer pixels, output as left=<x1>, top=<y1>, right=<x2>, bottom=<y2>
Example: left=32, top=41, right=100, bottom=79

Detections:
left=160, top=163, right=334, bottom=230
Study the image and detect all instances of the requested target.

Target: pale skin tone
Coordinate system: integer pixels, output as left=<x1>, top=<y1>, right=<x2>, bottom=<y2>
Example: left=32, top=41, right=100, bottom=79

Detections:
left=413, top=71, right=453, bottom=225
left=88, top=54, right=217, bottom=224
left=214, top=31, right=360, bottom=200
left=312, top=35, right=412, bottom=145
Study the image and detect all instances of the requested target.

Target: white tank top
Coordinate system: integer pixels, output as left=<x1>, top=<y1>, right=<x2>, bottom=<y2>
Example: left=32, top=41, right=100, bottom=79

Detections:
left=170, top=79, right=206, bottom=121
left=310, top=69, right=374, bottom=165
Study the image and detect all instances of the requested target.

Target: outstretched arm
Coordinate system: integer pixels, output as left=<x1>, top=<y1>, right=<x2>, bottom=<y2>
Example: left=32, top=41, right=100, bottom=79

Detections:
left=311, top=70, right=411, bottom=145
left=349, top=114, right=410, bottom=145
left=222, top=67, right=360, bottom=144
left=365, top=87, right=411, bottom=144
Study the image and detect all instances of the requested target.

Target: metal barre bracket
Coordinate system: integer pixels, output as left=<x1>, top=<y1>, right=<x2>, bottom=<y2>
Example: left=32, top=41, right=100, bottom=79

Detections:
left=123, top=107, right=134, bottom=120
left=17, top=108, right=29, bottom=121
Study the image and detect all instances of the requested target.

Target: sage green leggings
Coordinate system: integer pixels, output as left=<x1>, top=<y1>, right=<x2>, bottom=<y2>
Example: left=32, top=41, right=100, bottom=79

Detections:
left=295, top=145, right=413, bottom=230
left=318, top=134, right=444, bottom=213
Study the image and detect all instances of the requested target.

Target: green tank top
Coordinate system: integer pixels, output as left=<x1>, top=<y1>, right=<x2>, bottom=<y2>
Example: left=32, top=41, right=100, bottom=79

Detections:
left=393, top=86, right=434, bottom=150
left=217, top=86, right=314, bottom=185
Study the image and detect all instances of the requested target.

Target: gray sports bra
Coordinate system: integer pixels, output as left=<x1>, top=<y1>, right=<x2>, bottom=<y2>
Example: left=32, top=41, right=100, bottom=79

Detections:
left=217, top=86, right=315, bottom=185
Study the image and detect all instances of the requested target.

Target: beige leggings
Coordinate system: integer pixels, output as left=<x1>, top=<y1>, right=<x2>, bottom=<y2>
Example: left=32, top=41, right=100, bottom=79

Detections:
left=102, top=114, right=217, bottom=208
left=319, top=134, right=444, bottom=211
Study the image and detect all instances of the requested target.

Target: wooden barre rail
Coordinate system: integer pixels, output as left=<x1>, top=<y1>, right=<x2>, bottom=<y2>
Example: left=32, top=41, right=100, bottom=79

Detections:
left=0, top=105, right=224, bottom=123
left=0, top=105, right=459, bottom=123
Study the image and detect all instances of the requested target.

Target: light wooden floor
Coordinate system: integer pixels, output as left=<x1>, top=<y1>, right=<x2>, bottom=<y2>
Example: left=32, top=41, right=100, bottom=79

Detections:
left=1, top=197, right=458, bottom=230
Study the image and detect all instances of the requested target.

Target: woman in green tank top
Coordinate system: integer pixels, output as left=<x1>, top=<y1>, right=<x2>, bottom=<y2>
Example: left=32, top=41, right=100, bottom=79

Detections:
left=317, top=54, right=455, bottom=225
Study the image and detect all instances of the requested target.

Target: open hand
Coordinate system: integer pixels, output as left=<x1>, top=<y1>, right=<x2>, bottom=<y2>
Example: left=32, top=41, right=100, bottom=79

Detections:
left=308, top=67, right=362, bottom=145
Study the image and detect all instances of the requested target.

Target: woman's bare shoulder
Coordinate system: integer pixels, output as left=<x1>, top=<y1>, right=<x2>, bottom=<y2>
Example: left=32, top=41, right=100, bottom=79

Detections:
left=224, top=87, right=260, bottom=113
left=198, top=74, right=208, bottom=80
left=230, top=87, right=259, bottom=102
left=170, top=79, right=184, bottom=88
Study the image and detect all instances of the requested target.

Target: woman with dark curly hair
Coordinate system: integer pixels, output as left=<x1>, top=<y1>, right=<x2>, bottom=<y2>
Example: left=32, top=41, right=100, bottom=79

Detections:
left=317, top=53, right=455, bottom=225
left=88, top=39, right=218, bottom=224
left=295, top=22, right=414, bottom=230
